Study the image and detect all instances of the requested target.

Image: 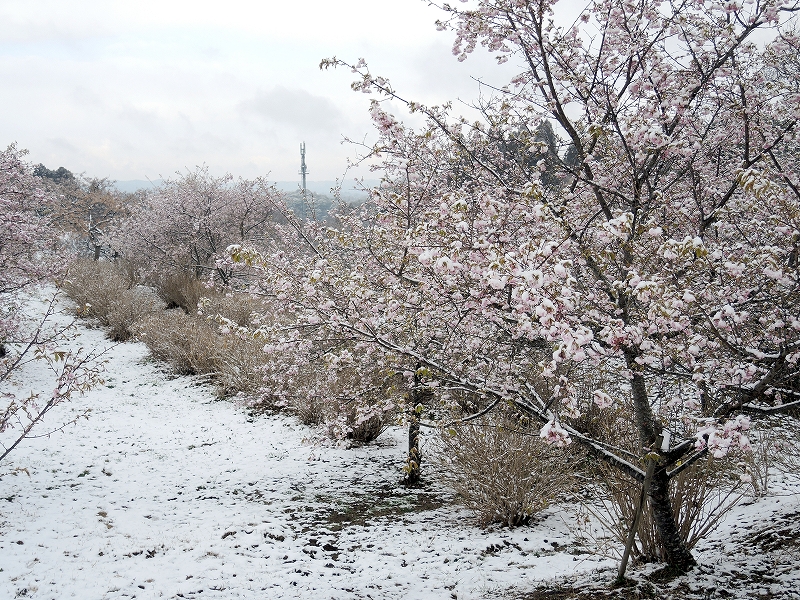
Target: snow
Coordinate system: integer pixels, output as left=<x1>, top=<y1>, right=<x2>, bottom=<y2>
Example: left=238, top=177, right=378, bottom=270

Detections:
left=1, top=294, right=798, bottom=599
left=0, top=296, right=612, bottom=599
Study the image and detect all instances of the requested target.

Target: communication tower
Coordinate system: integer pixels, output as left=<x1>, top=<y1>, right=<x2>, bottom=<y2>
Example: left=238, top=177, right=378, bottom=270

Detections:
left=299, top=142, right=308, bottom=194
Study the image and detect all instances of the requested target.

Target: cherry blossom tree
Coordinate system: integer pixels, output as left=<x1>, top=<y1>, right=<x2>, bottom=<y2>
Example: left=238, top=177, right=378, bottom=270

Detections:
left=111, top=167, right=284, bottom=292
left=227, top=199, right=414, bottom=449
left=0, top=147, right=60, bottom=299
left=231, top=0, right=800, bottom=570
left=1, top=145, right=61, bottom=368
left=0, top=145, right=103, bottom=467
left=43, top=171, right=126, bottom=261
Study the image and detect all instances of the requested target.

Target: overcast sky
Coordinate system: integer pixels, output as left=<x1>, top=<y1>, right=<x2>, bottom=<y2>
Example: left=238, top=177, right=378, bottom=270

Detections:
left=0, top=0, right=523, bottom=183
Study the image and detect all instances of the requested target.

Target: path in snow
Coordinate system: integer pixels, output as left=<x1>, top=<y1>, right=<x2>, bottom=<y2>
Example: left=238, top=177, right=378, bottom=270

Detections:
left=0, top=299, right=610, bottom=600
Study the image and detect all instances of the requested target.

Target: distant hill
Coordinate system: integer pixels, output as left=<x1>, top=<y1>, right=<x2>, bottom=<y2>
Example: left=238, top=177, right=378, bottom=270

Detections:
left=113, top=178, right=378, bottom=220
left=273, top=180, right=379, bottom=201
left=114, top=179, right=380, bottom=199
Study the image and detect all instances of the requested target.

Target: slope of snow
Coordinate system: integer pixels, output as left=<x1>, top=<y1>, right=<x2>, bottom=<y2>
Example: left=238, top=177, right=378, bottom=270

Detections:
left=0, top=298, right=611, bottom=599
left=1, top=295, right=797, bottom=599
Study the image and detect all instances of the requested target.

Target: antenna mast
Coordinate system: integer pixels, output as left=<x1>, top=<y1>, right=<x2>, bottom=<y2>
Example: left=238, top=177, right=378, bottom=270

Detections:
left=299, top=142, right=308, bottom=194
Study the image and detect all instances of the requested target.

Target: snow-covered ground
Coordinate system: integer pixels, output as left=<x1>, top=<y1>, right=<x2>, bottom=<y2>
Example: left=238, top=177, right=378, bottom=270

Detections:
left=1, top=295, right=798, bottom=599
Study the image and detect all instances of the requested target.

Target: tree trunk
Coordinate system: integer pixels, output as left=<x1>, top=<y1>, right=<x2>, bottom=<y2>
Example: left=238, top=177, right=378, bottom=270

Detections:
left=648, top=467, right=697, bottom=571
left=403, top=369, right=425, bottom=486
left=627, top=361, right=659, bottom=446
left=404, top=409, right=421, bottom=486
left=627, top=353, right=696, bottom=570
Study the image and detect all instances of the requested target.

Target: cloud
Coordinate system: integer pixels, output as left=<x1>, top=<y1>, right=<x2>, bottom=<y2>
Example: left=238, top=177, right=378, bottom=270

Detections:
left=0, top=0, right=116, bottom=45
left=0, top=1, right=488, bottom=181
left=241, top=87, right=346, bottom=133
left=408, top=41, right=522, bottom=105
left=115, top=105, right=164, bottom=132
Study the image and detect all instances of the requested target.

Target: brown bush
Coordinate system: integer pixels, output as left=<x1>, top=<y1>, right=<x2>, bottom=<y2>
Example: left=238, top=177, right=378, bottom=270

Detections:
left=213, top=333, right=269, bottom=397
left=324, top=365, right=401, bottom=444
left=347, top=412, right=388, bottom=445
left=269, top=350, right=401, bottom=444
left=434, top=415, right=577, bottom=527
left=201, top=292, right=263, bottom=328
left=131, top=310, right=221, bottom=376
left=62, top=259, right=130, bottom=321
left=105, top=287, right=164, bottom=341
left=154, top=271, right=209, bottom=313
left=63, top=261, right=269, bottom=395
left=588, top=457, right=746, bottom=563
left=322, top=398, right=392, bottom=445
left=560, top=370, right=749, bottom=563
left=113, top=257, right=141, bottom=288
left=280, top=375, right=394, bottom=443
left=132, top=309, right=268, bottom=397
left=62, top=259, right=163, bottom=340
left=292, top=391, right=324, bottom=427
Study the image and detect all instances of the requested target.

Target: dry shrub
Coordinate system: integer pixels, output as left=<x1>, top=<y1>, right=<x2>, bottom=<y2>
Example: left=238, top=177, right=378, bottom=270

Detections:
left=293, top=389, right=394, bottom=445
left=62, top=259, right=130, bottom=320
left=213, top=333, right=268, bottom=398
left=105, top=287, right=164, bottom=341
left=275, top=353, right=400, bottom=444
left=62, top=259, right=163, bottom=340
left=434, top=416, right=577, bottom=527
left=347, top=413, right=387, bottom=445
left=201, top=292, right=274, bottom=397
left=323, top=397, right=392, bottom=445
left=201, top=292, right=263, bottom=328
left=744, top=416, right=800, bottom=497
left=324, top=365, right=401, bottom=445
left=563, top=368, right=746, bottom=562
left=112, top=257, right=140, bottom=288
left=295, top=393, right=325, bottom=427
left=132, top=309, right=268, bottom=397
left=589, top=457, right=746, bottom=563
left=131, top=310, right=221, bottom=376
left=155, top=271, right=208, bottom=313
left=64, top=261, right=269, bottom=395
left=155, top=272, right=268, bottom=327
